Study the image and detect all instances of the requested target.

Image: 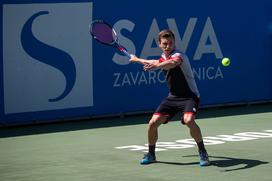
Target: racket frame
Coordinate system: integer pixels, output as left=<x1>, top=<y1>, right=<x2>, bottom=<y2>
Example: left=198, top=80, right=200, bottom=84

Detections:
left=90, top=20, right=131, bottom=58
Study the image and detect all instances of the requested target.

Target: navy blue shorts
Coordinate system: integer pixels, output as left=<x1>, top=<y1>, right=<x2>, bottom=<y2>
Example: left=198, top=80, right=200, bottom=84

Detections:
left=154, top=96, right=199, bottom=124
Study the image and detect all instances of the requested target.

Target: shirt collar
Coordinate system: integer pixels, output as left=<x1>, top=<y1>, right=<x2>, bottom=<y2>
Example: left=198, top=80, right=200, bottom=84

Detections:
left=162, top=49, right=176, bottom=59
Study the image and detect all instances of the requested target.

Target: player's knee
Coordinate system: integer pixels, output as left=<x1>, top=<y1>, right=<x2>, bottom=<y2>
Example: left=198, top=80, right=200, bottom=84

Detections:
left=181, top=114, right=195, bottom=126
left=148, top=119, right=157, bottom=130
left=185, top=120, right=197, bottom=128
left=148, top=117, right=164, bottom=130
left=182, top=118, right=194, bottom=126
left=185, top=119, right=200, bottom=131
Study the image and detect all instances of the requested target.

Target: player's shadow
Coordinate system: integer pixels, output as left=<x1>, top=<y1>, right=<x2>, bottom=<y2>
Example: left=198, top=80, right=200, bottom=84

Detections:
left=157, top=155, right=269, bottom=172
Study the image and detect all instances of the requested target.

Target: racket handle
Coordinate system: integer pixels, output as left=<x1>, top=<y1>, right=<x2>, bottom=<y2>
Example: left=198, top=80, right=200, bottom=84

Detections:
left=118, top=47, right=131, bottom=58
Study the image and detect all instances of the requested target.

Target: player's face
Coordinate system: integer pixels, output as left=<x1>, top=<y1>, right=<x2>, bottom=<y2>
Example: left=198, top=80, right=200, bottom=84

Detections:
left=159, top=37, right=175, bottom=53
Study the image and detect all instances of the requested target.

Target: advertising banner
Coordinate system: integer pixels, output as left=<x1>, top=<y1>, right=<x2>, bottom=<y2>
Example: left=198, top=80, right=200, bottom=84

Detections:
left=1, top=0, right=272, bottom=125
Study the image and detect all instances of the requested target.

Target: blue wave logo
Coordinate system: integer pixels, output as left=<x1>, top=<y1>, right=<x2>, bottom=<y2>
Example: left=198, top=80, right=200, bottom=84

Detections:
left=21, top=11, right=76, bottom=102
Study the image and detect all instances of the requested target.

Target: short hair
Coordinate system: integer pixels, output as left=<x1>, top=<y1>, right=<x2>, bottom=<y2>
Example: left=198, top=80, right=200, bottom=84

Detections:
left=158, top=29, right=175, bottom=43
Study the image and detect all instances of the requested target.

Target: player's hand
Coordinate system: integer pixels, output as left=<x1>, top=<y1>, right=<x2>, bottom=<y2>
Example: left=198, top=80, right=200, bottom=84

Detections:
left=144, top=62, right=157, bottom=71
left=129, top=54, right=139, bottom=63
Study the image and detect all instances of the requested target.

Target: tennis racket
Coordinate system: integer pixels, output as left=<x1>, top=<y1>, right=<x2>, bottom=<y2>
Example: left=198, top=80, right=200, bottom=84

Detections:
left=89, top=20, right=131, bottom=58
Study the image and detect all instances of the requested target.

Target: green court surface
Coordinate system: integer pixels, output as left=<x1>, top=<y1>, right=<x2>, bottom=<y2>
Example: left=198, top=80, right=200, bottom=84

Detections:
left=0, top=104, right=272, bottom=181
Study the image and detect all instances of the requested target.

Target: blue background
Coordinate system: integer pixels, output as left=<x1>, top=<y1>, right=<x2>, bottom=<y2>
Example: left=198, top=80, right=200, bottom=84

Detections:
left=1, top=0, right=272, bottom=125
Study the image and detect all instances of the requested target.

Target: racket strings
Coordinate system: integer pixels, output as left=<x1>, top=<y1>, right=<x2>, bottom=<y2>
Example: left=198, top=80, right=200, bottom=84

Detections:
left=91, top=22, right=116, bottom=45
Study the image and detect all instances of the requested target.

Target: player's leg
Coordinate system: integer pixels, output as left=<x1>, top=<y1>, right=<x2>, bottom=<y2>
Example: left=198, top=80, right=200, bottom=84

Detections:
left=182, top=99, right=205, bottom=150
left=147, top=114, right=168, bottom=152
left=183, top=114, right=204, bottom=149
left=183, top=113, right=203, bottom=143
left=183, top=113, right=210, bottom=166
left=141, top=97, right=175, bottom=165
left=182, top=98, right=210, bottom=166
left=141, top=114, right=167, bottom=165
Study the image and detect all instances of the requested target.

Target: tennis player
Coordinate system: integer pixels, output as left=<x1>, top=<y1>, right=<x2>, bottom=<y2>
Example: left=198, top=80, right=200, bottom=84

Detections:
left=130, top=29, right=210, bottom=166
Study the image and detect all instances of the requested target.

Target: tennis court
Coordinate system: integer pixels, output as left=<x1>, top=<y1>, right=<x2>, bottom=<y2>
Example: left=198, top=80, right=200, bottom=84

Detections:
left=0, top=103, right=272, bottom=181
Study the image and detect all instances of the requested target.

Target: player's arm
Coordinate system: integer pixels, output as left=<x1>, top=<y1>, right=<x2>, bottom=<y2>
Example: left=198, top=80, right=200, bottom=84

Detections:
left=154, top=56, right=181, bottom=70
left=130, top=55, right=159, bottom=65
left=144, top=56, right=182, bottom=71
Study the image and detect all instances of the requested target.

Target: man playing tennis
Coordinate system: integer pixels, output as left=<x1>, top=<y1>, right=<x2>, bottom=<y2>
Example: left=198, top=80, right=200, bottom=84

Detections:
left=130, top=29, right=210, bottom=166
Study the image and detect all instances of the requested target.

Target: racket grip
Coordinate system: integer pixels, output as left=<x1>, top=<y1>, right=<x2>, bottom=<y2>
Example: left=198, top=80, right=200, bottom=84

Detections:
left=118, top=47, right=131, bottom=58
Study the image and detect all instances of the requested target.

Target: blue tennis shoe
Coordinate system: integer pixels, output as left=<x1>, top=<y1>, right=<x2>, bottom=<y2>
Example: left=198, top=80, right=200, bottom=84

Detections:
left=199, top=151, right=210, bottom=166
left=140, top=153, right=156, bottom=165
